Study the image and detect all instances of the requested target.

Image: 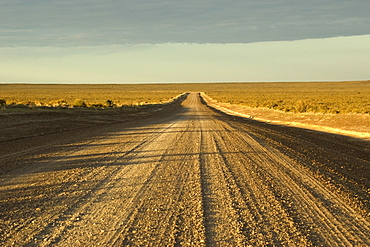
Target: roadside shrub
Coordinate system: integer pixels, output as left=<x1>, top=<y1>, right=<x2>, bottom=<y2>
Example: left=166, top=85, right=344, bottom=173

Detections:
left=29, top=102, right=37, bottom=109
left=0, top=99, right=5, bottom=110
left=106, top=100, right=115, bottom=107
left=294, top=100, right=308, bottom=113
left=57, top=99, right=69, bottom=108
left=48, top=99, right=69, bottom=108
left=73, top=99, right=87, bottom=107
left=91, top=103, right=104, bottom=108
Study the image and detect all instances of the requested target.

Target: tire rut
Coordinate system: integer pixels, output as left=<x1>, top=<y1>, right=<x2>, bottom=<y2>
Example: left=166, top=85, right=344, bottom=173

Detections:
left=210, top=117, right=370, bottom=245
left=1, top=92, right=369, bottom=246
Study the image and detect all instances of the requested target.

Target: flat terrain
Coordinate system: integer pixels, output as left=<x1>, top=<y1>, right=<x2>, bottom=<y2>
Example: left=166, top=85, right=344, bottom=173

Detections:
left=202, top=94, right=370, bottom=140
left=1, top=93, right=369, bottom=246
left=0, top=84, right=185, bottom=107
left=2, top=81, right=369, bottom=114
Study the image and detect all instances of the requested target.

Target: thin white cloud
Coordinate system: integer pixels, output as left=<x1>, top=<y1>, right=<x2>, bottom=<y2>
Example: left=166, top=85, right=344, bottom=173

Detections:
left=0, top=0, right=369, bottom=47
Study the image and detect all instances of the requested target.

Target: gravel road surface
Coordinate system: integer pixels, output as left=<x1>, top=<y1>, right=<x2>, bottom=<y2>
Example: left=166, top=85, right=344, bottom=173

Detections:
left=1, top=93, right=369, bottom=246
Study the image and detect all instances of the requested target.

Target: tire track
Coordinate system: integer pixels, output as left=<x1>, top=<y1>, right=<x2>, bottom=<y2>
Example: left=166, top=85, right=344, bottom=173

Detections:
left=1, top=120, right=179, bottom=246
left=199, top=119, right=251, bottom=246
left=211, top=131, right=308, bottom=246
left=210, top=116, right=370, bottom=245
left=115, top=117, right=206, bottom=246
left=46, top=121, right=187, bottom=246
left=1, top=92, right=369, bottom=246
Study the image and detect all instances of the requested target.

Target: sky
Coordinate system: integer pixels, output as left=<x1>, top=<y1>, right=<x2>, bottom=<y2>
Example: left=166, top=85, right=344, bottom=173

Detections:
left=1, top=0, right=369, bottom=83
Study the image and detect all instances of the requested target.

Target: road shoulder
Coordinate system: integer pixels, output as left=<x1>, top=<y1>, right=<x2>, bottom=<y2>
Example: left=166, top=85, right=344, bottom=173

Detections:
left=201, top=93, right=370, bottom=140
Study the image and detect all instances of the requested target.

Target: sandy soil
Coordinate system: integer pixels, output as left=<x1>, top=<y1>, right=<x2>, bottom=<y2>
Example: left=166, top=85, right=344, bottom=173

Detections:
left=0, top=93, right=369, bottom=246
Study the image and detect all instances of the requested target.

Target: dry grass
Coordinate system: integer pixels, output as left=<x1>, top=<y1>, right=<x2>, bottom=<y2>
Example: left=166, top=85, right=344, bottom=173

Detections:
left=0, top=84, right=184, bottom=108
left=202, top=81, right=370, bottom=114
left=1, top=81, right=369, bottom=114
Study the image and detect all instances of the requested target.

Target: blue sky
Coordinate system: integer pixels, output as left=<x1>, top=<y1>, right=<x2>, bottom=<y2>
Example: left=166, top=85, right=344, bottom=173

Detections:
left=1, top=0, right=369, bottom=82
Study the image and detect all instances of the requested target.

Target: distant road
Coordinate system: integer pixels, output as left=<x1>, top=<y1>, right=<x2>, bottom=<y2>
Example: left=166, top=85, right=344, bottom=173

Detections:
left=1, top=93, right=369, bottom=246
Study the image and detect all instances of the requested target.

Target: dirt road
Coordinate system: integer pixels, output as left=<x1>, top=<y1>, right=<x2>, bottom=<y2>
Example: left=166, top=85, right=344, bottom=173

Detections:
left=1, top=93, right=369, bottom=246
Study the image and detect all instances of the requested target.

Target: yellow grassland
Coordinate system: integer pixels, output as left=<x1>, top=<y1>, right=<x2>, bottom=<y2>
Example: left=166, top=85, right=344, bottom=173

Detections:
left=0, top=84, right=184, bottom=107
left=0, top=81, right=369, bottom=114
left=201, top=81, right=370, bottom=114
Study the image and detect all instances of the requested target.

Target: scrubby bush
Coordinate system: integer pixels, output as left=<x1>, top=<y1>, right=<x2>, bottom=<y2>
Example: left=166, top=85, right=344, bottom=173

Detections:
left=0, top=99, right=6, bottom=110
left=73, top=99, right=87, bottom=107
left=56, top=99, right=69, bottom=108
left=47, top=99, right=68, bottom=108
left=294, top=100, right=308, bottom=113
left=106, top=100, right=114, bottom=107
left=91, top=103, right=104, bottom=108
left=28, top=101, right=37, bottom=110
